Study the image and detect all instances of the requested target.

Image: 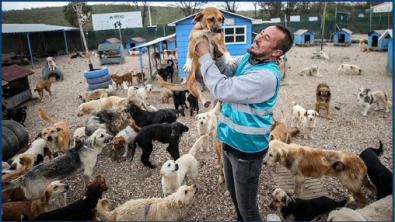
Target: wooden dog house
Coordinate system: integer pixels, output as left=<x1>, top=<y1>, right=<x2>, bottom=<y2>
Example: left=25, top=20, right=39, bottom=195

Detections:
left=2, top=65, right=34, bottom=109
left=368, top=30, right=389, bottom=51
left=293, top=29, right=315, bottom=46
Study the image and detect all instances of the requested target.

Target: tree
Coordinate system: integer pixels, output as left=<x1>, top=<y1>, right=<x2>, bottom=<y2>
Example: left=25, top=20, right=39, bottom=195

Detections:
left=62, top=2, right=92, bottom=27
left=128, top=1, right=148, bottom=27
left=168, top=2, right=208, bottom=17
left=259, top=2, right=283, bottom=19
left=220, top=2, right=238, bottom=13
left=252, top=2, right=259, bottom=18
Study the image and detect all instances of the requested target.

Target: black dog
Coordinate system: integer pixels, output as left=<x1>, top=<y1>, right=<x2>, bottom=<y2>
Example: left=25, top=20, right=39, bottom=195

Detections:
left=124, top=104, right=178, bottom=128
left=187, top=94, right=199, bottom=117
left=85, top=109, right=129, bottom=137
left=359, top=141, right=392, bottom=200
left=130, top=122, right=189, bottom=168
left=70, top=54, right=78, bottom=59
left=173, top=90, right=189, bottom=110
left=158, top=60, right=175, bottom=83
left=5, top=106, right=28, bottom=126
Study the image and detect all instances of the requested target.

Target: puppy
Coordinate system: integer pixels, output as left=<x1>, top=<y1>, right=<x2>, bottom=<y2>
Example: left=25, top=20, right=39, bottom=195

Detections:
left=270, top=110, right=299, bottom=144
left=79, top=85, right=113, bottom=102
left=160, top=87, right=173, bottom=104
left=5, top=106, right=28, bottom=126
left=135, top=72, right=145, bottom=83
left=195, top=101, right=221, bottom=152
left=97, top=184, right=198, bottom=221
left=320, top=51, right=329, bottom=60
left=34, top=80, right=52, bottom=101
left=73, top=127, right=87, bottom=147
left=164, top=49, right=177, bottom=59
left=111, top=72, right=133, bottom=89
left=150, top=51, right=161, bottom=66
left=161, top=135, right=206, bottom=197
left=315, top=82, right=331, bottom=120
left=180, top=77, right=187, bottom=84
left=172, top=89, right=189, bottom=110
left=31, top=174, right=108, bottom=221
left=113, top=120, right=140, bottom=158
left=187, top=93, right=199, bottom=117
left=359, top=39, right=370, bottom=52
left=269, top=188, right=353, bottom=221
left=291, top=102, right=318, bottom=139
left=8, top=138, right=49, bottom=170
left=37, top=107, right=71, bottom=156
left=158, top=60, right=175, bottom=83
left=2, top=181, right=69, bottom=221
left=359, top=141, right=392, bottom=200
left=299, top=65, right=322, bottom=78
left=127, top=84, right=153, bottom=103
left=357, top=88, right=392, bottom=116
left=291, top=101, right=306, bottom=129
left=263, top=140, right=377, bottom=208
left=46, top=57, right=57, bottom=70
left=2, top=129, right=113, bottom=200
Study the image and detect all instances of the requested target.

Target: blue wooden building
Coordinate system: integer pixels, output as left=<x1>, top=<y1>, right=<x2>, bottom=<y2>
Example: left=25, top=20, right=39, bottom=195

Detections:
left=158, top=37, right=176, bottom=51
left=333, top=28, right=352, bottom=46
left=100, top=38, right=122, bottom=53
left=368, top=30, right=389, bottom=51
left=126, top=37, right=147, bottom=52
left=98, top=43, right=125, bottom=65
left=293, top=29, right=315, bottom=46
left=379, top=29, right=393, bottom=76
left=170, top=10, right=254, bottom=78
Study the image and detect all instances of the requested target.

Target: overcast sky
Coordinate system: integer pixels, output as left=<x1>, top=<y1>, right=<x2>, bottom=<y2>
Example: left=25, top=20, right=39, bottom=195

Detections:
left=1, top=1, right=257, bottom=11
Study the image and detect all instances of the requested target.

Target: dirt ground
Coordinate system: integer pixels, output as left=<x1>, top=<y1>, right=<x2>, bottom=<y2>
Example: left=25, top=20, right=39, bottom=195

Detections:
left=9, top=40, right=393, bottom=220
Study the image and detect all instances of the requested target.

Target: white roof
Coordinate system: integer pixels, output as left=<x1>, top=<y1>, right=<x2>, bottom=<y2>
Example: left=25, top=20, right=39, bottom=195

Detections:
left=2, top=24, right=78, bottom=34
left=168, top=9, right=254, bottom=25
left=379, top=29, right=393, bottom=40
left=132, top=34, right=176, bottom=49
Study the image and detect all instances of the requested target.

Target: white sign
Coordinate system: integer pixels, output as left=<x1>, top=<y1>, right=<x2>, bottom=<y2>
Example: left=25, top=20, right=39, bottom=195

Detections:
left=271, top=18, right=281, bottom=23
left=92, top=11, right=142, bottom=31
left=224, top=18, right=234, bottom=26
left=290, top=16, right=300, bottom=22
left=309, top=17, right=318, bottom=21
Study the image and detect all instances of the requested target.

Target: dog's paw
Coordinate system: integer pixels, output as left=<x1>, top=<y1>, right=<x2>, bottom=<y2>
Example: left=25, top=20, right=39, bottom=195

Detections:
left=183, top=58, right=193, bottom=73
left=206, top=148, right=210, bottom=152
left=224, top=52, right=235, bottom=66
left=362, top=112, right=367, bottom=116
left=326, top=116, right=332, bottom=120
left=374, top=107, right=380, bottom=111
left=122, top=153, right=127, bottom=158
left=218, top=176, right=224, bottom=184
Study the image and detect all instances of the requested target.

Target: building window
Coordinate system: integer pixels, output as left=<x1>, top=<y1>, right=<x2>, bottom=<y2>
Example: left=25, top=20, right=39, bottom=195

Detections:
left=224, top=26, right=246, bottom=44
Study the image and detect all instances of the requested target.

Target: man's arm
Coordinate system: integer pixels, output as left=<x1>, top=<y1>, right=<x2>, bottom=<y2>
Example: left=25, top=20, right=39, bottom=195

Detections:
left=215, top=55, right=242, bottom=78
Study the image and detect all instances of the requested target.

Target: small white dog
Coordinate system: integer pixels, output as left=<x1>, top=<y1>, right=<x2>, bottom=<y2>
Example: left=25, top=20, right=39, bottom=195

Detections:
left=9, top=138, right=49, bottom=170
left=112, top=121, right=140, bottom=157
left=160, top=135, right=206, bottom=197
left=320, top=51, right=329, bottom=60
left=299, top=65, right=322, bottom=78
left=195, top=101, right=221, bottom=152
left=357, top=88, right=392, bottom=116
left=73, top=127, right=87, bottom=147
left=291, top=101, right=318, bottom=139
left=338, top=64, right=362, bottom=75
left=291, top=101, right=306, bottom=129
left=128, top=49, right=140, bottom=56
left=46, top=57, right=57, bottom=71
left=126, top=84, right=153, bottom=103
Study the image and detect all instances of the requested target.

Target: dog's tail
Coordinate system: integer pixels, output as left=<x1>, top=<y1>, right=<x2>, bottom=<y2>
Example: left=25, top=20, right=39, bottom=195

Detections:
left=96, top=198, right=116, bottom=221
left=368, top=140, right=384, bottom=156
left=338, top=195, right=355, bottom=208
left=384, top=93, right=392, bottom=106
left=158, top=75, right=188, bottom=91
left=189, top=135, right=208, bottom=156
left=331, top=161, right=345, bottom=172
left=289, top=128, right=300, bottom=137
left=167, top=59, right=174, bottom=67
left=210, top=101, right=222, bottom=116
left=280, top=109, right=286, bottom=124
left=38, top=107, right=58, bottom=124
left=2, top=176, right=24, bottom=191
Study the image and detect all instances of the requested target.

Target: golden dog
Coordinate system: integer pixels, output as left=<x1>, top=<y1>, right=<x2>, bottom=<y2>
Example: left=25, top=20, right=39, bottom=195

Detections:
left=111, top=72, right=133, bottom=89
left=270, top=110, right=299, bottom=144
left=263, top=140, right=377, bottom=208
left=34, top=80, right=52, bottom=101
left=359, top=39, right=370, bottom=52
left=79, top=85, right=113, bottom=102
left=160, top=87, right=173, bottom=104
left=158, top=7, right=234, bottom=108
left=315, top=83, right=331, bottom=120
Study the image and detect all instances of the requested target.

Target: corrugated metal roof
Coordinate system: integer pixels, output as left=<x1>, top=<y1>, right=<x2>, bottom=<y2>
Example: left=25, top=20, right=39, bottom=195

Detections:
left=129, top=37, right=146, bottom=43
left=102, top=38, right=121, bottom=44
left=2, top=65, right=34, bottom=82
left=379, top=29, right=393, bottom=40
left=166, top=37, right=176, bottom=42
left=132, top=34, right=176, bottom=49
left=98, top=43, right=122, bottom=51
left=369, top=29, right=387, bottom=36
left=2, top=24, right=78, bottom=34
left=293, top=29, right=315, bottom=35
left=169, top=9, right=254, bottom=25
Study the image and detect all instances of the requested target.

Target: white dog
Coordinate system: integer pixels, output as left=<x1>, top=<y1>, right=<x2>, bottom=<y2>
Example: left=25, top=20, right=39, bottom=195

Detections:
left=357, top=88, right=392, bottom=116
left=46, top=57, right=57, bottom=71
left=299, top=65, right=322, bottom=78
left=338, top=64, right=362, bottom=75
left=128, top=50, right=140, bottom=56
left=9, top=139, right=49, bottom=170
left=291, top=101, right=318, bottom=139
left=320, top=51, right=329, bottom=60
left=72, top=127, right=87, bottom=147
left=160, top=135, right=206, bottom=197
left=195, top=101, right=221, bottom=152
left=113, top=121, right=140, bottom=157
left=126, top=84, right=153, bottom=103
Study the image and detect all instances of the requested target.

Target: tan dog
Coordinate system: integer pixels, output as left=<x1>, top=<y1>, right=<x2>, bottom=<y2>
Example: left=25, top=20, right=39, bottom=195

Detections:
left=263, top=140, right=377, bottom=208
left=34, top=80, right=52, bottom=101
left=46, top=57, right=57, bottom=71
left=164, top=49, right=177, bottom=59
left=270, top=110, right=299, bottom=144
left=315, top=83, right=331, bottom=120
left=350, top=64, right=362, bottom=75
left=276, top=56, right=284, bottom=68
left=160, top=87, right=173, bottom=104
left=79, top=85, right=113, bottom=102
left=37, top=107, right=71, bottom=156
left=97, top=184, right=198, bottom=221
left=159, top=7, right=234, bottom=108
left=111, top=72, right=133, bottom=89
left=299, top=65, right=322, bottom=78
left=135, top=72, right=145, bottom=83
left=2, top=181, right=69, bottom=221
left=359, top=39, right=370, bottom=52
left=150, top=51, right=161, bottom=66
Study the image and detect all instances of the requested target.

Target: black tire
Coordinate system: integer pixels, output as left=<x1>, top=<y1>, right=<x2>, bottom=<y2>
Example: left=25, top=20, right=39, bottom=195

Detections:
left=88, top=79, right=113, bottom=91
left=2, top=120, right=29, bottom=149
left=2, top=138, right=10, bottom=162
left=84, top=67, right=109, bottom=79
left=2, top=126, right=19, bottom=161
left=86, top=73, right=111, bottom=84
left=42, top=66, right=64, bottom=81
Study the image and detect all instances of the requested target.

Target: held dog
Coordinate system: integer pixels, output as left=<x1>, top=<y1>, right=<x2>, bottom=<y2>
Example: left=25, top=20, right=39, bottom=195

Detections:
left=263, top=140, right=377, bottom=208
left=161, top=135, right=206, bottom=197
left=97, top=184, right=198, bottom=221
left=130, top=122, right=189, bottom=168
left=34, top=80, right=52, bottom=101
left=359, top=39, right=370, bottom=52
left=113, top=120, right=140, bottom=158
left=5, top=106, right=28, bottom=126
left=357, top=88, right=392, bottom=116
left=111, top=72, right=133, bottom=89
left=2, top=129, right=113, bottom=200
left=299, top=65, right=322, bottom=78
left=315, top=82, right=332, bottom=120
left=79, top=85, right=113, bottom=102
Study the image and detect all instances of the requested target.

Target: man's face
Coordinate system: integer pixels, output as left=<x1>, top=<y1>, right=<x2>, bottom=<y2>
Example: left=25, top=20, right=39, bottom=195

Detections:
left=247, top=26, right=285, bottom=60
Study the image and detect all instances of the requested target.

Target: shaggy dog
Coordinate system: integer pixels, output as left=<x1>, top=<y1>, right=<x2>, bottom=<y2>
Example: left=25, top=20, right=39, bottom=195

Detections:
left=187, top=93, right=199, bottom=117
left=338, top=63, right=362, bottom=75
left=130, top=122, right=189, bottom=168
left=72, top=127, right=87, bottom=147
left=30, top=174, right=108, bottom=221
left=113, top=120, right=140, bottom=158
left=46, top=57, right=57, bottom=71
left=97, top=184, right=198, bottom=221
left=34, top=80, right=52, bottom=101
left=126, top=84, right=153, bottom=103
left=2, top=129, right=113, bottom=200
left=195, top=101, right=221, bottom=152
left=172, top=89, right=189, bottom=110
left=2, top=181, right=69, bottom=221
left=158, top=60, right=175, bottom=83
left=160, top=87, right=173, bottom=104
left=359, top=39, right=370, bottom=52
left=270, top=110, right=299, bottom=144
left=111, top=72, right=133, bottom=89
left=161, top=135, right=206, bottom=197
left=85, top=108, right=131, bottom=137
left=357, top=87, right=392, bottom=116
left=8, top=138, right=49, bottom=170
left=164, top=49, right=177, bottom=59
left=150, top=51, right=161, bottom=66
left=359, top=141, right=392, bottom=200
left=269, top=188, right=353, bottom=221
left=79, top=85, right=113, bottom=102
left=291, top=101, right=318, bottom=139
left=327, top=195, right=393, bottom=221
left=320, top=51, right=329, bottom=60
left=37, top=107, right=71, bottom=156
left=263, top=140, right=377, bottom=208
left=123, top=104, right=178, bottom=128
left=5, top=106, right=28, bottom=126
left=315, top=82, right=332, bottom=120
left=299, top=65, right=322, bottom=78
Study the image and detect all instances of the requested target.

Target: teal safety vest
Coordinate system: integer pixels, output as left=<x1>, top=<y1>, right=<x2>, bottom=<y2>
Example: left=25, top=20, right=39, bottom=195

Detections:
left=217, top=54, right=281, bottom=153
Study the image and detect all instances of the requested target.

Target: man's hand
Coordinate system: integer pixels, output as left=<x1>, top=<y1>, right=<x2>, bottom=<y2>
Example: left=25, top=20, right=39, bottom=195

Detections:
left=195, top=35, right=210, bottom=57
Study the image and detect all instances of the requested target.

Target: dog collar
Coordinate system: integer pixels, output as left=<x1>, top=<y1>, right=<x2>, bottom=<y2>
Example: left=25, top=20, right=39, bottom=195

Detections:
left=286, top=192, right=295, bottom=203
left=144, top=202, right=152, bottom=219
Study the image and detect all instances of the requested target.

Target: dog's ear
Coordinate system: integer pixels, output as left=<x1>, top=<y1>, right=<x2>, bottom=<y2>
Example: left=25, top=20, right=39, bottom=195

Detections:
left=366, top=89, right=370, bottom=93
left=191, top=11, right=204, bottom=23
left=56, top=128, right=63, bottom=132
left=327, top=90, right=331, bottom=97
left=304, top=111, right=307, bottom=116
left=36, top=132, right=43, bottom=139
left=195, top=115, right=199, bottom=120
left=269, top=134, right=274, bottom=141
left=40, top=190, right=50, bottom=203
left=183, top=126, right=189, bottom=132
left=177, top=199, right=184, bottom=208
left=221, top=13, right=225, bottom=24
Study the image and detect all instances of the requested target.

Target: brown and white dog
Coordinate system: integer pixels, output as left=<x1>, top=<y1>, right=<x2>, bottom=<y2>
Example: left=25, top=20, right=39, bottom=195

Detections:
left=270, top=110, right=299, bottom=144
left=79, top=85, right=113, bottom=102
left=34, top=80, right=52, bottom=101
left=357, top=88, right=392, bottom=116
left=164, top=49, right=177, bottom=59
left=315, top=82, right=331, bottom=120
left=359, top=39, right=370, bottom=52
left=46, top=57, right=57, bottom=71
left=158, top=7, right=234, bottom=108
left=150, top=51, right=161, bottom=66
left=111, top=72, right=133, bottom=89
left=338, top=64, right=362, bottom=75
left=291, top=102, right=318, bottom=139
left=263, top=140, right=377, bottom=208
left=135, top=72, right=146, bottom=83
left=113, top=120, right=140, bottom=158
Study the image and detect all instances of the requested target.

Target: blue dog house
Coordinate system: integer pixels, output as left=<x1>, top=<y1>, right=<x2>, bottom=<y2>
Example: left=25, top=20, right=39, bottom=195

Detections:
left=368, top=30, right=389, bottom=51
left=333, top=28, right=352, bottom=46
left=379, top=29, right=393, bottom=76
left=158, top=37, right=176, bottom=51
left=170, top=9, right=254, bottom=78
left=126, top=37, right=147, bottom=52
left=293, top=29, right=315, bottom=46
left=100, top=38, right=122, bottom=53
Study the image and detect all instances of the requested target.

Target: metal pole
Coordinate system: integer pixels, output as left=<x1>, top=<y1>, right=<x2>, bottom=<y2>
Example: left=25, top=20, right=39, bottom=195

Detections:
left=26, top=33, right=34, bottom=69
left=321, top=2, right=327, bottom=52
left=370, top=4, right=372, bottom=32
left=63, top=30, right=69, bottom=55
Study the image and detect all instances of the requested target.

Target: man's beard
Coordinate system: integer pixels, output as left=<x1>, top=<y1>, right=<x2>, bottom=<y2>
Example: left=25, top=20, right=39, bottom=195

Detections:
left=247, top=47, right=268, bottom=59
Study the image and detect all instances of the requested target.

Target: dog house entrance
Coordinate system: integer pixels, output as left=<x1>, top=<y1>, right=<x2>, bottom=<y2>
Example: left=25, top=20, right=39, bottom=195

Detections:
left=338, top=34, right=345, bottom=43
left=372, top=36, right=378, bottom=47
left=129, top=43, right=136, bottom=51
left=304, top=35, right=310, bottom=44
left=162, top=40, right=168, bottom=50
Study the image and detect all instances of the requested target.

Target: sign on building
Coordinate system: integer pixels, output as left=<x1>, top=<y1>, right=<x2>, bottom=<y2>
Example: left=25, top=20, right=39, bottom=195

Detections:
left=309, top=17, right=318, bottom=21
left=92, top=11, right=143, bottom=31
left=290, top=16, right=300, bottom=22
left=271, top=18, right=281, bottom=23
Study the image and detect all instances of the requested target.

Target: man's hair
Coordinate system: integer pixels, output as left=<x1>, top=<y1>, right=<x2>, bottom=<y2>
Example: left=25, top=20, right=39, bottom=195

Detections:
left=275, top=24, right=293, bottom=56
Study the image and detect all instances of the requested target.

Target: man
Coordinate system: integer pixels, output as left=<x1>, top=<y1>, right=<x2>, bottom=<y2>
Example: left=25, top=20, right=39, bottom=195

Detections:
left=195, top=24, right=293, bottom=221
